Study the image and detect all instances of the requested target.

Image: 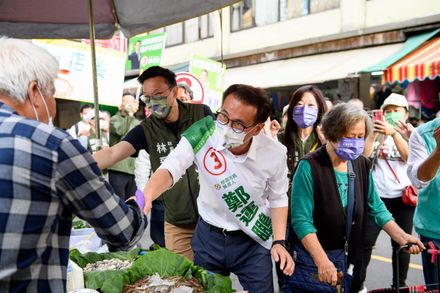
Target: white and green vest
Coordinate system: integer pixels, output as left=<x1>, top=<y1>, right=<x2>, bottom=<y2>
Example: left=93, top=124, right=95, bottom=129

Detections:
left=183, top=116, right=274, bottom=249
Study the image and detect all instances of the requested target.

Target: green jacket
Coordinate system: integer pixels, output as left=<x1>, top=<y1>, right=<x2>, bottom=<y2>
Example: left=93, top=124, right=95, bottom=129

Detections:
left=413, top=118, right=440, bottom=239
left=109, top=111, right=140, bottom=175
left=140, top=101, right=207, bottom=225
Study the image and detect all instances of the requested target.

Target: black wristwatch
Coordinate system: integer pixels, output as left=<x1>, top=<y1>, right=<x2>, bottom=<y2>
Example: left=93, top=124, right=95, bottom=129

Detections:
left=272, top=240, right=290, bottom=250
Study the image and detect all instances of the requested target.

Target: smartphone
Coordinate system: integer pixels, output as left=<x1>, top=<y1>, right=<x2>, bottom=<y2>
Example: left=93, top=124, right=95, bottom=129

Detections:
left=371, top=110, right=383, bottom=122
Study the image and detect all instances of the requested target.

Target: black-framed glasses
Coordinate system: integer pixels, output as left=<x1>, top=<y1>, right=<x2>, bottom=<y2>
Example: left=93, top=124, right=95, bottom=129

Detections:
left=216, top=111, right=256, bottom=134
left=141, top=86, right=173, bottom=104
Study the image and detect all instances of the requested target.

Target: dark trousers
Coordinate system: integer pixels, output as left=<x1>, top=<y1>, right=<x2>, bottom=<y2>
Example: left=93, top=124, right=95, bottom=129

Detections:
left=150, top=199, right=165, bottom=247
left=352, top=196, right=415, bottom=289
left=108, top=170, right=137, bottom=201
left=192, top=218, right=273, bottom=293
left=420, top=235, right=440, bottom=290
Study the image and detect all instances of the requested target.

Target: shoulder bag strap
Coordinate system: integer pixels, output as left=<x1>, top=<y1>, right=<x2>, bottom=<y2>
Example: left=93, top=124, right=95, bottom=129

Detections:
left=383, top=157, right=401, bottom=184
left=346, top=160, right=356, bottom=254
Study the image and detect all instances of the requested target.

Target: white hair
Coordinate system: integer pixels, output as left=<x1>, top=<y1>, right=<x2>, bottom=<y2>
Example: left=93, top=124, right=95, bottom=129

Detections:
left=0, top=37, right=59, bottom=104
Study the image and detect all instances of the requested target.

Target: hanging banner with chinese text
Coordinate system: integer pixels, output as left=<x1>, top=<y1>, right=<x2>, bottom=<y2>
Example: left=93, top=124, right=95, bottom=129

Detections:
left=33, top=39, right=125, bottom=107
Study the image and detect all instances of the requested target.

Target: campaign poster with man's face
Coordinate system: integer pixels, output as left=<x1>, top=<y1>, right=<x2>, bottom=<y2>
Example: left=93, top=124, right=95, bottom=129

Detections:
left=125, top=33, right=166, bottom=71
left=189, top=54, right=226, bottom=111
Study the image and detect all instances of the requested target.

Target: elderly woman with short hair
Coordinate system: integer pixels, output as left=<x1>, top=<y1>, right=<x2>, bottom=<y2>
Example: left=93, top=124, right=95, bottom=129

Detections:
left=284, top=103, right=424, bottom=293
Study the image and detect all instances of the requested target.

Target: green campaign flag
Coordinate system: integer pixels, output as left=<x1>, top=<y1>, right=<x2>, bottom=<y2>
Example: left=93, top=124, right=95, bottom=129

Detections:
left=189, top=55, right=226, bottom=111
left=126, top=33, right=166, bottom=71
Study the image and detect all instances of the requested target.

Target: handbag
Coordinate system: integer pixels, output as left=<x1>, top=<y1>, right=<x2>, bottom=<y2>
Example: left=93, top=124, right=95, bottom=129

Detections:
left=401, top=185, right=418, bottom=207
left=284, top=161, right=356, bottom=293
left=384, top=158, right=418, bottom=207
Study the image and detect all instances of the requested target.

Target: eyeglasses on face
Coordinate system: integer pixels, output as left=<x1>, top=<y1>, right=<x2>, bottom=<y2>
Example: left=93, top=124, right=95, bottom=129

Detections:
left=216, top=111, right=256, bottom=134
left=141, top=86, right=173, bottom=104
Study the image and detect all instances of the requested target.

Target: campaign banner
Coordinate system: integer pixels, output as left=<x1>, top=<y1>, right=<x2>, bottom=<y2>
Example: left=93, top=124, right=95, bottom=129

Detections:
left=33, top=39, right=125, bottom=107
left=125, top=33, right=166, bottom=71
left=81, top=34, right=127, bottom=52
left=189, top=55, right=226, bottom=111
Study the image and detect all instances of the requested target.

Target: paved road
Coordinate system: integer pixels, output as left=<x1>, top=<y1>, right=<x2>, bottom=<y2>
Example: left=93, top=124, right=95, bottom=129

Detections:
left=364, top=230, right=424, bottom=291
left=231, top=230, right=426, bottom=292
left=139, top=221, right=426, bottom=292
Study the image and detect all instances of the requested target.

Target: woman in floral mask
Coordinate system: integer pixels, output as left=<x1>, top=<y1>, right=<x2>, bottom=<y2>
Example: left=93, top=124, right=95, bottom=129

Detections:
left=284, top=103, right=424, bottom=293
left=353, top=93, right=415, bottom=291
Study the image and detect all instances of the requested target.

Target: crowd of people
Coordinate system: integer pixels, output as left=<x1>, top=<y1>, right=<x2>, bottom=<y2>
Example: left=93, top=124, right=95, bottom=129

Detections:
left=1, top=37, right=440, bottom=293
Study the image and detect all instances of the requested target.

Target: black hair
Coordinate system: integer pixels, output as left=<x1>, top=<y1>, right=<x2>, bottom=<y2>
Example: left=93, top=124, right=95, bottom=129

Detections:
left=137, top=66, right=177, bottom=88
left=80, top=103, right=93, bottom=113
left=222, top=84, right=272, bottom=124
left=283, top=85, right=327, bottom=172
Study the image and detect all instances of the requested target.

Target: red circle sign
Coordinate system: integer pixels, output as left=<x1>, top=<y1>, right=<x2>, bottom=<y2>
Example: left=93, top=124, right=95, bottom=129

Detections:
left=176, top=72, right=205, bottom=103
left=203, top=147, right=227, bottom=176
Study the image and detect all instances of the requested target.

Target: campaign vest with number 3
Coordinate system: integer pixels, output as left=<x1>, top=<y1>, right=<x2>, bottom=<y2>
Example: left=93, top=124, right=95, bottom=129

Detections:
left=183, top=116, right=273, bottom=249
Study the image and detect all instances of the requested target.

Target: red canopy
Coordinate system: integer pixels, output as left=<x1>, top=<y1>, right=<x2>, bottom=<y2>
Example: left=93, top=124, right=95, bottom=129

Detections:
left=384, top=37, right=440, bottom=83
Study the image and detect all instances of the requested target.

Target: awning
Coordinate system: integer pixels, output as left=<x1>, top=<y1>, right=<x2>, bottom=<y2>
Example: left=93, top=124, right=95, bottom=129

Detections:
left=361, top=28, right=440, bottom=73
left=0, top=0, right=239, bottom=39
left=224, top=44, right=403, bottom=89
left=383, top=37, right=440, bottom=83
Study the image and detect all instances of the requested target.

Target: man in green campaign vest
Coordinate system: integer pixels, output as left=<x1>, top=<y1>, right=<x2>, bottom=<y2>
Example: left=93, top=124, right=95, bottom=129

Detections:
left=94, top=66, right=213, bottom=260
left=407, top=117, right=440, bottom=288
left=142, top=84, right=294, bottom=292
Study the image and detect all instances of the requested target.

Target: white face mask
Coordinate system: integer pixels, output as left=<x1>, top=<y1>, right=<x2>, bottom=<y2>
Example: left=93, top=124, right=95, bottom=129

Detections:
left=29, top=87, right=54, bottom=127
left=216, top=121, right=254, bottom=149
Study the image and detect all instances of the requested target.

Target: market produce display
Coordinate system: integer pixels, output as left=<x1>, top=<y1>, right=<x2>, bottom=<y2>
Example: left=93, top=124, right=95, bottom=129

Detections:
left=69, top=247, right=233, bottom=293
left=123, top=273, right=204, bottom=293
left=83, top=259, right=133, bottom=272
left=72, top=219, right=91, bottom=230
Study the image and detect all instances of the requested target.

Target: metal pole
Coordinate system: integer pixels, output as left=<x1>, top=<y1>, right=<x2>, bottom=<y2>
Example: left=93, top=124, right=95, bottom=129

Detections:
left=88, top=0, right=102, bottom=149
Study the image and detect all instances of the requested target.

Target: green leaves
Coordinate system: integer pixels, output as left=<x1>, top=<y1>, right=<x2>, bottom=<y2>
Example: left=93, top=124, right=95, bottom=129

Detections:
left=70, top=248, right=141, bottom=268
left=69, top=247, right=233, bottom=293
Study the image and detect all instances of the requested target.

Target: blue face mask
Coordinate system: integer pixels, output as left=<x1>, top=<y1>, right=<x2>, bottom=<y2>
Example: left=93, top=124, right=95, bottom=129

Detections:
left=292, top=105, right=318, bottom=128
left=335, top=138, right=365, bottom=160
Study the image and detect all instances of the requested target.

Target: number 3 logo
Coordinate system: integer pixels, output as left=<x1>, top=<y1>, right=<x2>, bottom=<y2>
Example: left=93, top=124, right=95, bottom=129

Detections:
left=203, top=147, right=227, bottom=176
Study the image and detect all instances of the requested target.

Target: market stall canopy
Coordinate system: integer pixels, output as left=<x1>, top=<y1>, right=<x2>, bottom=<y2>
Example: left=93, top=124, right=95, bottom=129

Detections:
left=0, top=0, right=239, bottom=39
left=361, top=28, right=440, bottom=73
left=224, top=44, right=402, bottom=89
left=383, top=37, right=440, bottom=84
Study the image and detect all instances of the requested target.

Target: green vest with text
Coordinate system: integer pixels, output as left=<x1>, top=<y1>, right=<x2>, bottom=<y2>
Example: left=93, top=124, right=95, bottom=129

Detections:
left=140, top=101, right=206, bottom=225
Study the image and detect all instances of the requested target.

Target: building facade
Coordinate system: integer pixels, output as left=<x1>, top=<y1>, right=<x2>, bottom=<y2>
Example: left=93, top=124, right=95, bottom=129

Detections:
left=149, top=0, right=440, bottom=112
